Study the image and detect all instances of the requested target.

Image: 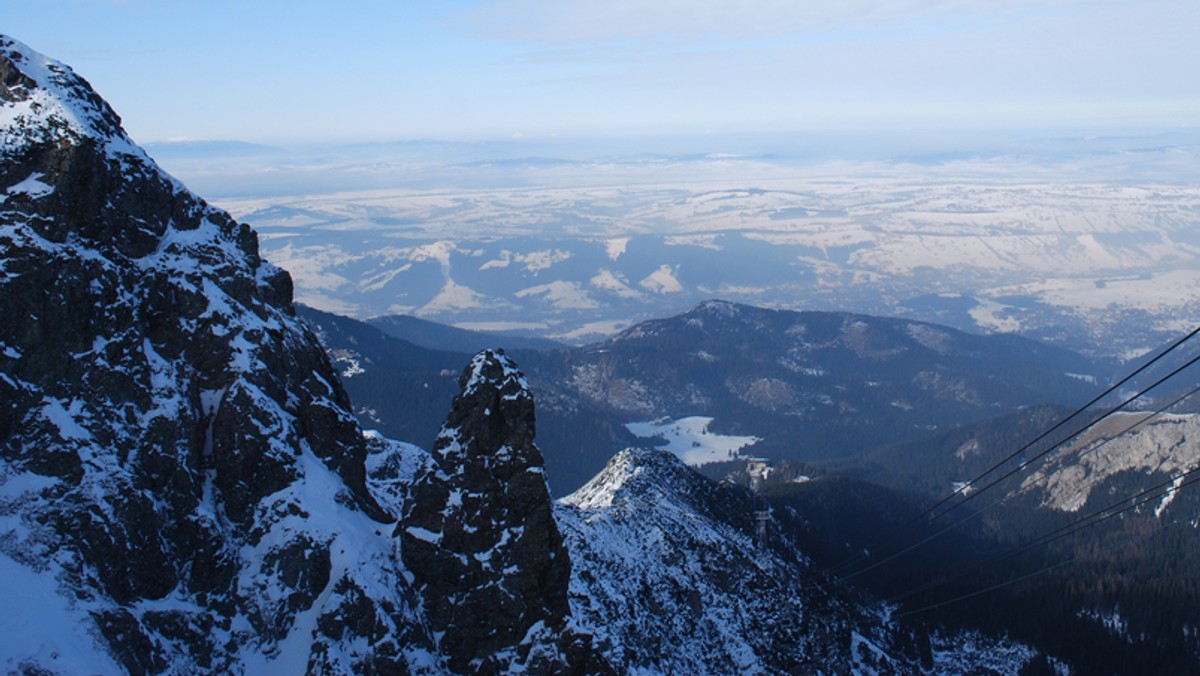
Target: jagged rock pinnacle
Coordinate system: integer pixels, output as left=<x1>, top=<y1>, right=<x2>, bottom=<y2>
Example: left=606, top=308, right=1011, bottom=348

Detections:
left=399, top=349, right=584, bottom=672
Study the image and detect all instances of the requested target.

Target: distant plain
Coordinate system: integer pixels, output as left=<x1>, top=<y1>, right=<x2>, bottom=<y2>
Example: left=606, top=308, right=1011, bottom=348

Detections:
left=149, top=129, right=1200, bottom=360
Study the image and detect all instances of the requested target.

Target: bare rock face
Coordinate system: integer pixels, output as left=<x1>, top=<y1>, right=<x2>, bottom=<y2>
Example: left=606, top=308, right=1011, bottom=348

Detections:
left=0, top=35, right=433, bottom=673
left=399, top=349, right=604, bottom=673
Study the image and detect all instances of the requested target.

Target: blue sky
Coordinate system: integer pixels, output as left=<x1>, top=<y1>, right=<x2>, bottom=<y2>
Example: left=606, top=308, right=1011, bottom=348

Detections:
left=6, top=0, right=1198, bottom=144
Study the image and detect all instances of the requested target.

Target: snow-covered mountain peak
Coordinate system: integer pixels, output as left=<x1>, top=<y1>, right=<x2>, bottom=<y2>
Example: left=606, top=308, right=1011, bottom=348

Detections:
left=432, top=348, right=540, bottom=472
left=1, top=35, right=144, bottom=161
left=561, top=446, right=702, bottom=511
left=1, top=35, right=270, bottom=277
left=1, top=35, right=431, bottom=672
left=560, top=446, right=777, bottom=554
left=558, top=445, right=888, bottom=672
left=460, top=347, right=531, bottom=402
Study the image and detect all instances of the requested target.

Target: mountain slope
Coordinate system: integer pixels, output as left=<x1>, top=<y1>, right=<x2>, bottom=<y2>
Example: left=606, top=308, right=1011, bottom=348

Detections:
left=558, top=447, right=855, bottom=672
left=298, top=304, right=470, bottom=448
left=796, top=403, right=1200, bottom=672
left=0, top=35, right=446, bottom=673
left=303, top=301, right=1107, bottom=495
left=536, top=298, right=1098, bottom=419
left=518, top=300, right=1105, bottom=487
left=557, top=447, right=1051, bottom=673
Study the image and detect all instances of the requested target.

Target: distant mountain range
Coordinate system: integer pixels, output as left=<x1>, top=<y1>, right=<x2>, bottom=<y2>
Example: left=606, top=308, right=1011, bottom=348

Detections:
left=367, top=312, right=566, bottom=353
left=143, top=139, right=283, bottom=158
left=302, top=300, right=1107, bottom=494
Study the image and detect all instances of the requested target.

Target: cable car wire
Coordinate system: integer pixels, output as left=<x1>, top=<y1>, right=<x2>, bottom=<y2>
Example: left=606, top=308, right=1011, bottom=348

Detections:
left=832, top=345, right=1200, bottom=580
left=888, top=463, right=1200, bottom=606
left=836, top=381, right=1200, bottom=582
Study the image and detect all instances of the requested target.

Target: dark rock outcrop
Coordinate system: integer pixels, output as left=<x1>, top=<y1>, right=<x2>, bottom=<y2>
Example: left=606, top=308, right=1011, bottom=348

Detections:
left=399, top=349, right=604, bottom=673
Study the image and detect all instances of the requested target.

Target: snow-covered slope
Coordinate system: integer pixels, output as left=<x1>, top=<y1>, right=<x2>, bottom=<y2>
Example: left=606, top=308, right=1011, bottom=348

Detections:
left=557, top=447, right=1051, bottom=674
left=558, top=448, right=866, bottom=672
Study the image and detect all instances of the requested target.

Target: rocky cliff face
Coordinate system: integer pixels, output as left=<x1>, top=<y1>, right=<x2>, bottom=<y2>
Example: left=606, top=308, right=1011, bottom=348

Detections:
left=1018, top=412, right=1200, bottom=514
left=0, top=35, right=450, bottom=673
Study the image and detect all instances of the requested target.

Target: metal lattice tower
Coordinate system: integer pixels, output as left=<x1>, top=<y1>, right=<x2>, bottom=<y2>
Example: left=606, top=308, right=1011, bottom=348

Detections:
left=755, top=509, right=770, bottom=546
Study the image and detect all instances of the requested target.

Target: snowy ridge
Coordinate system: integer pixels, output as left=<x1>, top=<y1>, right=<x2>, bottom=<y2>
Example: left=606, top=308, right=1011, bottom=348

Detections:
left=364, top=431, right=430, bottom=518
left=559, top=447, right=872, bottom=672
left=562, top=446, right=742, bottom=514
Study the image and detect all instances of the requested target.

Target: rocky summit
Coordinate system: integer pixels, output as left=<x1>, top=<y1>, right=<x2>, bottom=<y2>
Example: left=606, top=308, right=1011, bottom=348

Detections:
left=557, top=447, right=861, bottom=673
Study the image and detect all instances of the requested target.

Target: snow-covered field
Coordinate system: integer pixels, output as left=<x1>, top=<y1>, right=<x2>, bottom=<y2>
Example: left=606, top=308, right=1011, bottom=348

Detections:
left=625, top=416, right=761, bottom=465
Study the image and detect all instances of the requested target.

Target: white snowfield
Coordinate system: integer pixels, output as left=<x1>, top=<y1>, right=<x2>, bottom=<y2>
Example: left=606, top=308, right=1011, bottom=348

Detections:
left=625, top=416, right=761, bottom=466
